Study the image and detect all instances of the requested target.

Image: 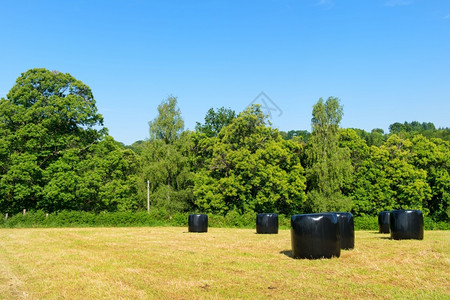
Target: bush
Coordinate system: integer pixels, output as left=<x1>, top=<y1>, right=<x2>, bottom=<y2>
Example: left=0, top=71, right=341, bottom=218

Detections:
left=0, top=210, right=448, bottom=230
left=278, top=214, right=290, bottom=229
left=354, top=215, right=378, bottom=231
left=424, top=217, right=450, bottom=230
left=171, top=212, right=189, bottom=226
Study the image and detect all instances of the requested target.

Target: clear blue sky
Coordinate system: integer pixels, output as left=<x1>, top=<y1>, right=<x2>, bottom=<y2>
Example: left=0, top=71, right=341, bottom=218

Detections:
left=1, top=0, right=449, bottom=145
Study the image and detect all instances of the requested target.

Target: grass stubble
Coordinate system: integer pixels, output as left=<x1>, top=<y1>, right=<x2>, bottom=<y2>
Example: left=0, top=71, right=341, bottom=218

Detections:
left=0, top=227, right=448, bottom=299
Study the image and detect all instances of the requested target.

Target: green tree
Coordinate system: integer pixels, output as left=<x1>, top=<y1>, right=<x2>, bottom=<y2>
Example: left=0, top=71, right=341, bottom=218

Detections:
left=126, top=140, right=146, bottom=155
left=280, top=130, right=311, bottom=143
left=350, top=145, right=396, bottom=216
left=304, top=97, right=353, bottom=213
left=350, top=134, right=433, bottom=216
left=193, top=105, right=307, bottom=215
left=340, top=128, right=370, bottom=168
left=368, top=128, right=386, bottom=146
left=195, top=107, right=236, bottom=137
left=410, top=135, right=449, bottom=221
left=388, top=121, right=449, bottom=141
left=381, top=135, right=431, bottom=211
left=38, top=136, right=141, bottom=212
left=0, top=68, right=105, bottom=213
left=149, top=96, right=184, bottom=144
left=140, top=96, right=193, bottom=213
left=389, top=122, right=406, bottom=134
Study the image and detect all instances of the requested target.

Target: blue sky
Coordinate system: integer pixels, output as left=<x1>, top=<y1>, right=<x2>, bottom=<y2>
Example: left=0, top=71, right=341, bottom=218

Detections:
left=1, top=0, right=449, bottom=145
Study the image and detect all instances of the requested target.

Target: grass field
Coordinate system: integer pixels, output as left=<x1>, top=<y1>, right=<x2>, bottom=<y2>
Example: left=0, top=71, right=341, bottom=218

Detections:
left=0, top=228, right=449, bottom=299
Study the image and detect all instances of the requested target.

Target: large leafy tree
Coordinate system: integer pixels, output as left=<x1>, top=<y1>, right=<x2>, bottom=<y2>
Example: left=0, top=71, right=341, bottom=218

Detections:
left=193, top=105, right=307, bottom=215
left=304, top=97, right=353, bottom=213
left=339, top=128, right=390, bottom=215
left=0, top=69, right=140, bottom=213
left=140, top=96, right=194, bottom=213
left=348, top=134, right=434, bottom=217
left=39, top=136, right=141, bottom=212
left=409, top=135, right=449, bottom=220
left=0, top=69, right=105, bottom=213
left=382, top=135, right=431, bottom=212
left=191, top=107, right=236, bottom=175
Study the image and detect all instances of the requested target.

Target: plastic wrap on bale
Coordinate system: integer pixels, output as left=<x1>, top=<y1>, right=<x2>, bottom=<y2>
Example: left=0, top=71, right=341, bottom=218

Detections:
left=390, top=210, right=423, bottom=240
left=334, top=212, right=354, bottom=250
left=378, top=211, right=390, bottom=233
left=188, top=214, right=208, bottom=233
left=291, top=213, right=340, bottom=259
left=256, top=213, right=278, bottom=234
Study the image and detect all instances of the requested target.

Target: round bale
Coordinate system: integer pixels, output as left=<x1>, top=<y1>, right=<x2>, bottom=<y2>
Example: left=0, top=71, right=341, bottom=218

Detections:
left=389, top=210, right=423, bottom=240
left=291, top=213, right=340, bottom=259
left=188, top=214, right=208, bottom=233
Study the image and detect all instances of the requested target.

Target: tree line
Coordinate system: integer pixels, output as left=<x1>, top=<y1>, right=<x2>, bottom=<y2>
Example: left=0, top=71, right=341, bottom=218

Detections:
left=1, top=69, right=448, bottom=223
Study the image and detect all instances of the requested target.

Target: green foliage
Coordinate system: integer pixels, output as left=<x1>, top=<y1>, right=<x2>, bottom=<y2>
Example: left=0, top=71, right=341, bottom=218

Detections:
left=340, top=128, right=370, bottom=168
left=224, top=210, right=255, bottom=227
left=0, top=69, right=142, bottom=214
left=346, top=131, right=449, bottom=225
left=1, top=69, right=449, bottom=226
left=0, top=210, right=169, bottom=228
left=195, top=107, right=236, bottom=137
left=280, top=130, right=311, bottom=143
left=193, top=105, right=307, bottom=215
left=409, top=136, right=450, bottom=221
left=2, top=210, right=446, bottom=230
left=304, top=97, right=353, bottom=212
left=390, top=121, right=436, bottom=134
left=389, top=121, right=450, bottom=141
left=79, top=137, right=142, bottom=212
left=126, top=140, right=146, bottom=154
left=349, top=145, right=395, bottom=215
left=0, top=69, right=109, bottom=213
left=0, top=210, right=278, bottom=229
left=149, top=96, right=184, bottom=144
left=139, top=136, right=194, bottom=213
left=141, top=96, right=194, bottom=214
left=345, top=215, right=449, bottom=231
left=350, top=128, right=386, bottom=147
left=350, top=135, right=433, bottom=217
left=353, top=215, right=378, bottom=230
left=424, top=219, right=450, bottom=230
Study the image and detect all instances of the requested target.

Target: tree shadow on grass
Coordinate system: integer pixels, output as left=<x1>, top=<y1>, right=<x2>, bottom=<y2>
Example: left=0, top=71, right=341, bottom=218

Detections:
left=280, top=250, right=293, bottom=258
left=379, top=237, right=392, bottom=240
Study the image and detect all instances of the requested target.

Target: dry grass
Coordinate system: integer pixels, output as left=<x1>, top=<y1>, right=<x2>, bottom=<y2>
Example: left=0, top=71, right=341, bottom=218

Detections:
left=0, top=227, right=449, bottom=299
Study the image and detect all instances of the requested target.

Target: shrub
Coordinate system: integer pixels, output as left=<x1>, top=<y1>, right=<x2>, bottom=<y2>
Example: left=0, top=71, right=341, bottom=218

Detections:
left=278, top=214, right=290, bottom=229
left=171, top=212, right=188, bottom=226
left=354, top=215, right=378, bottom=230
left=0, top=210, right=448, bottom=230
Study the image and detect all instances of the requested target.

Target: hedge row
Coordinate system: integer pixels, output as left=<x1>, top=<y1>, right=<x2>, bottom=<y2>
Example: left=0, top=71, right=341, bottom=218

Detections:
left=0, top=210, right=448, bottom=230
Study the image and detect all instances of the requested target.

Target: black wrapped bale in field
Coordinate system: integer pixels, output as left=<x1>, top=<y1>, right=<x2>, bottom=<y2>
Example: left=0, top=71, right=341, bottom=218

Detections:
left=291, top=213, right=340, bottom=259
left=188, top=214, right=208, bottom=233
left=256, top=213, right=278, bottom=234
left=335, top=212, right=354, bottom=250
left=390, top=210, right=423, bottom=240
left=378, top=211, right=390, bottom=234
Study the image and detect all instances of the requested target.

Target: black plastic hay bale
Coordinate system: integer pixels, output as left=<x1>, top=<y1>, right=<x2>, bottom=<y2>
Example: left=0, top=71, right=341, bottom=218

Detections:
left=378, top=211, right=390, bottom=233
left=291, top=213, right=340, bottom=259
left=188, top=214, right=208, bottom=233
left=334, top=212, right=354, bottom=250
left=390, top=210, right=423, bottom=240
left=256, top=213, right=278, bottom=234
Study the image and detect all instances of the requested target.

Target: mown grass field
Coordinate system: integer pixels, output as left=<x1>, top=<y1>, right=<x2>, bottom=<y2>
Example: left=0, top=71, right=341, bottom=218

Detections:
left=0, top=227, right=449, bottom=299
